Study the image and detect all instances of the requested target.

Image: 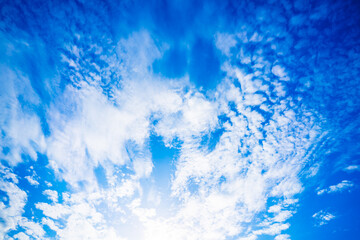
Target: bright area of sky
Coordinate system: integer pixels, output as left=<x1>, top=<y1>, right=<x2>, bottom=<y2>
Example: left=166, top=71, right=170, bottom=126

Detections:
left=0, top=0, right=360, bottom=239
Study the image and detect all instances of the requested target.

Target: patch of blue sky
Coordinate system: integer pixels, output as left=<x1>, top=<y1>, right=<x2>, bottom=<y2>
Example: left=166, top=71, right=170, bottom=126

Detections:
left=189, top=37, right=223, bottom=90
left=152, top=43, right=188, bottom=79
left=200, top=114, right=230, bottom=152
left=290, top=135, right=360, bottom=239
left=14, top=153, right=66, bottom=199
left=149, top=134, right=178, bottom=187
left=288, top=185, right=360, bottom=240
left=94, top=164, right=109, bottom=189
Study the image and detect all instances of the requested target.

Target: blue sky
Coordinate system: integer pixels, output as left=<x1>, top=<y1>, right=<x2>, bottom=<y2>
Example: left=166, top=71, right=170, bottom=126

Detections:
left=1, top=0, right=360, bottom=239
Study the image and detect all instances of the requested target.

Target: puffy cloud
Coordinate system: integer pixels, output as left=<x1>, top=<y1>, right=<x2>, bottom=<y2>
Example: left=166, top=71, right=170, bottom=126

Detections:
left=275, top=234, right=291, bottom=240
left=36, top=191, right=127, bottom=240
left=42, top=189, right=58, bottom=202
left=19, top=218, right=46, bottom=239
left=271, top=65, right=288, bottom=80
left=25, top=176, right=40, bottom=186
left=215, top=33, right=237, bottom=56
left=0, top=167, right=27, bottom=237
left=12, top=232, right=30, bottom=240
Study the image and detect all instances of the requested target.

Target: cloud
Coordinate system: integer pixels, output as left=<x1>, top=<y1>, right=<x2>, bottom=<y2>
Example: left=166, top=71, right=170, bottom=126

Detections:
left=304, top=162, right=321, bottom=178
left=0, top=66, right=46, bottom=165
left=271, top=65, right=288, bottom=80
left=42, top=189, right=58, bottom=202
left=312, top=210, right=335, bottom=226
left=12, top=232, right=30, bottom=240
left=34, top=27, right=323, bottom=240
left=13, top=27, right=315, bottom=240
left=1, top=0, right=359, bottom=238
left=275, top=234, right=291, bottom=240
left=35, top=189, right=133, bottom=240
left=124, top=30, right=321, bottom=239
left=0, top=166, right=27, bottom=237
left=215, top=33, right=237, bottom=56
left=15, top=31, right=192, bottom=239
left=44, top=31, right=192, bottom=190
left=317, top=180, right=354, bottom=195
left=1, top=26, right=322, bottom=240
left=24, top=176, right=40, bottom=186
left=344, top=165, right=360, bottom=172
left=39, top=206, right=124, bottom=239
left=18, top=218, right=46, bottom=239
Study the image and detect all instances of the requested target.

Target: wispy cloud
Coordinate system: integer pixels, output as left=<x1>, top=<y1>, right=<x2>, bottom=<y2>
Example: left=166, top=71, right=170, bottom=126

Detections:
left=317, top=180, right=354, bottom=195
left=126, top=31, right=321, bottom=239
left=312, top=210, right=335, bottom=226
left=0, top=67, right=46, bottom=165
left=344, top=165, right=360, bottom=172
left=1, top=26, right=322, bottom=240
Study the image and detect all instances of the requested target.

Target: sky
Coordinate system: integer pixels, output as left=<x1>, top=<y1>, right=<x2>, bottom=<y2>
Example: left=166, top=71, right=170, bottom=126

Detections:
left=0, top=0, right=360, bottom=239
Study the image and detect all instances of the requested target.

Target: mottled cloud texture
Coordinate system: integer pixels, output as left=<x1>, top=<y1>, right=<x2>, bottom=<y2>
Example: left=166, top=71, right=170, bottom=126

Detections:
left=1, top=0, right=360, bottom=239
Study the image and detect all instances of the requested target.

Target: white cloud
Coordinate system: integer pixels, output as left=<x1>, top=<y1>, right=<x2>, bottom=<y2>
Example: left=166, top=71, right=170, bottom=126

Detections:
left=344, top=165, right=360, bottom=172
left=25, top=176, right=39, bottom=186
left=135, top=46, right=320, bottom=239
left=272, top=65, right=286, bottom=77
left=19, top=218, right=46, bottom=239
left=36, top=202, right=71, bottom=219
left=1, top=30, right=324, bottom=240
left=305, top=163, right=321, bottom=178
left=0, top=66, right=46, bottom=166
left=36, top=191, right=127, bottom=240
left=45, top=30, right=191, bottom=189
left=155, top=91, right=219, bottom=142
left=12, top=232, right=30, bottom=240
left=312, top=210, right=335, bottom=226
left=275, top=234, right=291, bottom=240
left=117, top=31, right=161, bottom=74
left=46, top=81, right=157, bottom=187
left=0, top=167, right=51, bottom=239
left=272, top=65, right=289, bottom=81
left=249, top=32, right=264, bottom=42
left=253, top=223, right=290, bottom=236
left=129, top=33, right=321, bottom=239
left=215, top=33, right=237, bottom=56
left=43, top=189, right=58, bottom=202
left=0, top=168, right=27, bottom=238
left=26, top=31, right=190, bottom=239
left=317, top=180, right=354, bottom=195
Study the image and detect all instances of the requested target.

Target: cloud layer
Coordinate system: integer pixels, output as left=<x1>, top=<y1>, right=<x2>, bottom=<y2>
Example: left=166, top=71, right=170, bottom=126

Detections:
left=1, top=0, right=359, bottom=239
